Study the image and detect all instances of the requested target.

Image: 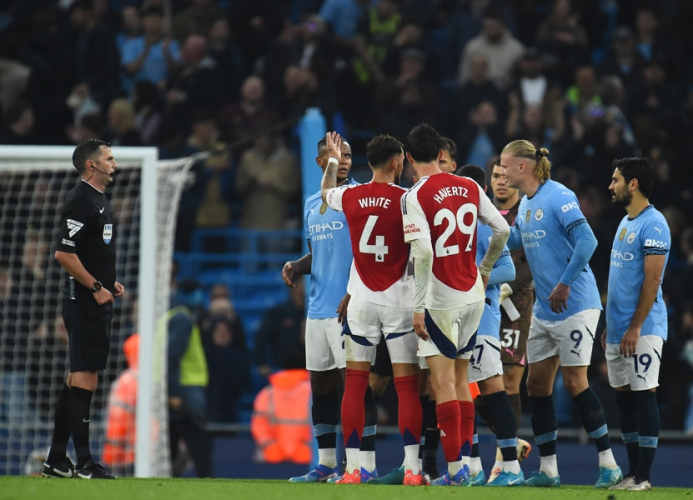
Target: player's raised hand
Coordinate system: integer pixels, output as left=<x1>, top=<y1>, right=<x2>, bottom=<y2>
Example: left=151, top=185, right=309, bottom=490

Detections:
left=114, top=281, right=125, bottom=297
left=282, top=261, right=297, bottom=287
left=336, top=293, right=351, bottom=325
left=548, top=282, right=570, bottom=313
left=413, top=311, right=428, bottom=341
left=325, top=131, right=342, bottom=161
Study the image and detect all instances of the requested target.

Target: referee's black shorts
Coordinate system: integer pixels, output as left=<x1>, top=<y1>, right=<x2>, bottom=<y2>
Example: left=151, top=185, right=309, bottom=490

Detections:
left=63, top=280, right=113, bottom=372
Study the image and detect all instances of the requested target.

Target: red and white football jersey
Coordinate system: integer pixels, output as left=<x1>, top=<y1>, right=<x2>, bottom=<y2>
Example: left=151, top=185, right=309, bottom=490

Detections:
left=326, top=182, right=413, bottom=308
left=402, top=173, right=499, bottom=310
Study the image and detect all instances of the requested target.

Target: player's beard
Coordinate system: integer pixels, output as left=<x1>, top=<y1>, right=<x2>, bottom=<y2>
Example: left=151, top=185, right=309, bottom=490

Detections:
left=610, top=188, right=632, bottom=207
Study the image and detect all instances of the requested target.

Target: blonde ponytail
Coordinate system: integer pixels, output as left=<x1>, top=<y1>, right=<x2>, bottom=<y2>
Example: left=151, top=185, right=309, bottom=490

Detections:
left=502, top=140, right=552, bottom=182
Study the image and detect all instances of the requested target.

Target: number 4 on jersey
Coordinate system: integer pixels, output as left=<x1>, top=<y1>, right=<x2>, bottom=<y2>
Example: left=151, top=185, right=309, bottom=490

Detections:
left=360, top=215, right=388, bottom=262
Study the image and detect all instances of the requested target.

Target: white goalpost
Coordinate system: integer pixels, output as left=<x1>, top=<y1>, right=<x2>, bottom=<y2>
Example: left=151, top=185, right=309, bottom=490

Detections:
left=0, top=146, right=193, bottom=477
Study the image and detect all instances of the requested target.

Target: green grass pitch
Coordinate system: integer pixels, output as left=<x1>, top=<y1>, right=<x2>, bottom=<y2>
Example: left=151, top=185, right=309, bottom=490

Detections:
left=1, top=477, right=691, bottom=500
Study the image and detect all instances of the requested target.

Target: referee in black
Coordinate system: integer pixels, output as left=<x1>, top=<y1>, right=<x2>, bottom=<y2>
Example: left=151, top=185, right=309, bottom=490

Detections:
left=43, top=139, right=123, bottom=479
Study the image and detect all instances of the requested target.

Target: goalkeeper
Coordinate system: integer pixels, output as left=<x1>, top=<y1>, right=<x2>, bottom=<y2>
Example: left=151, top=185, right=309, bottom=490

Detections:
left=43, top=139, right=123, bottom=480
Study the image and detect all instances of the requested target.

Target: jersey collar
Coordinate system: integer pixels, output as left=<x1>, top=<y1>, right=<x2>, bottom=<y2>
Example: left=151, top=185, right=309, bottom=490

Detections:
left=81, top=178, right=104, bottom=193
left=627, top=203, right=653, bottom=221
left=527, top=180, right=547, bottom=200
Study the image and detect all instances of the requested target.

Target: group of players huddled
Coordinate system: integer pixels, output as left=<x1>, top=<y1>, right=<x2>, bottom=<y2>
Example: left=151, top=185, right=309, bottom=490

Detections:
left=281, top=123, right=669, bottom=490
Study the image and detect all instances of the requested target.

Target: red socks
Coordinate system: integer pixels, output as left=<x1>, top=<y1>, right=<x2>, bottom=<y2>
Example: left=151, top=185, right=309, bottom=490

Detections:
left=458, top=400, right=475, bottom=458
left=394, top=375, right=422, bottom=445
left=342, top=368, right=369, bottom=449
left=436, top=400, right=461, bottom=462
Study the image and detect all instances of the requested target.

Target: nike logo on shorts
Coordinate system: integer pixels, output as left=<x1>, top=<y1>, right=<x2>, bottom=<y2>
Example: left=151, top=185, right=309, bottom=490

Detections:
left=83, top=418, right=90, bottom=423
left=99, top=207, right=105, bottom=213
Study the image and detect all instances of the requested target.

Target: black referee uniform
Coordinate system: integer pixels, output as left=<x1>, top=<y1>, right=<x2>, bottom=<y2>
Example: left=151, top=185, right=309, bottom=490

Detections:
left=55, top=179, right=117, bottom=372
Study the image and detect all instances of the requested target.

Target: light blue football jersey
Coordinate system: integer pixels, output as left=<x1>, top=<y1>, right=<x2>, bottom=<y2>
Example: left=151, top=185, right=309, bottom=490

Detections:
left=476, top=222, right=515, bottom=340
left=303, top=180, right=356, bottom=319
left=511, top=180, right=602, bottom=321
left=606, top=205, right=670, bottom=344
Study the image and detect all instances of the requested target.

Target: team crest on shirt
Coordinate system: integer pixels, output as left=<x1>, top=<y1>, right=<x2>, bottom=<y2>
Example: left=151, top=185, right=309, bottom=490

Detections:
left=535, top=209, right=544, bottom=221
left=619, top=228, right=627, bottom=241
left=103, top=224, right=113, bottom=244
left=526, top=210, right=531, bottom=223
left=627, top=232, right=636, bottom=244
left=320, top=202, right=328, bottom=215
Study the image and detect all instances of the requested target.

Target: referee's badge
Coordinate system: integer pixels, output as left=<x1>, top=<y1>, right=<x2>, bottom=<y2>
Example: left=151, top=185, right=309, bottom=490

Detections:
left=525, top=210, right=530, bottom=223
left=619, top=228, right=627, bottom=241
left=103, top=224, right=113, bottom=244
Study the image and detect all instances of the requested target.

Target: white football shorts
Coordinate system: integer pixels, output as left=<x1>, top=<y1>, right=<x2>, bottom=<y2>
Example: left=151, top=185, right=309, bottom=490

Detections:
left=526, top=308, right=601, bottom=366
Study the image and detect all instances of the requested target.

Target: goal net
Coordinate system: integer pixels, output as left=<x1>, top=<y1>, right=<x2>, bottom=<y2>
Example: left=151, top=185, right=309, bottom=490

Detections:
left=0, top=146, right=193, bottom=477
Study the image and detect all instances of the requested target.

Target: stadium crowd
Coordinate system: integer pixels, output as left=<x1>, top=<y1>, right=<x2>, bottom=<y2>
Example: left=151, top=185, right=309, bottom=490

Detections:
left=1, top=0, right=693, bottom=460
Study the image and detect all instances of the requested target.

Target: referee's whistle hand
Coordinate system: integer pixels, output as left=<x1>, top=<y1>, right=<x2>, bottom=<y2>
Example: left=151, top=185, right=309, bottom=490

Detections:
left=93, top=288, right=114, bottom=305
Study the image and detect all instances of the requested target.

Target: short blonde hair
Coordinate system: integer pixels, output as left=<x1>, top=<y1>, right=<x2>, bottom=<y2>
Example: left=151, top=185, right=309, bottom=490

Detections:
left=502, top=140, right=551, bottom=182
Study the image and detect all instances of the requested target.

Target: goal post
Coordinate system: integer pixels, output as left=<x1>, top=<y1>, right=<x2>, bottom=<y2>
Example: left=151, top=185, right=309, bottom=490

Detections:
left=0, top=145, right=192, bottom=477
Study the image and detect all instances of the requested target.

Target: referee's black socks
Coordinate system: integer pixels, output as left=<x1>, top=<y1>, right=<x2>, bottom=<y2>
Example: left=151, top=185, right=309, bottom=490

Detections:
left=69, top=386, right=94, bottom=468
left=47, top=384, right=71, bottom=463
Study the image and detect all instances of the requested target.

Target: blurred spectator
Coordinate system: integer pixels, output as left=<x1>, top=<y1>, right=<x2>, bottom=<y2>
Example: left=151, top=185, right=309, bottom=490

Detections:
left=375, top=47, right=438, bottom=115
left=115, top=5, right=142, bottom=92
left=336, top=0, right=402, bottom=127
left=105, top=98, right=141, bottom=146
left=185, top=109, right=233, bottom=230
left=535, top=0, right=589, bottom=85
left=378, top=80, right=439, bottom=146
left=451, top=52, right=506, bottom=138
left=26, top=313, right=69, bottom=420
left=566, top=64, right=600, bottom=118
left=167, top=301, right=212, bottom=478
left=318, top=0, right=370, bottom=40
left=626, top=59, right=680, bottom=157
left=218, top=76, right=279, bottom=154
left=280, top=64, right=333, bottom=121
left=599, top=75, right=640, bottom=155
left=67, top=0, right=120, bottom=109
left=132, top=80, right=164, bottom=145
left=204, top=316, right=251, bottom=423
left=235, top=131, right=299, bottom=234
left=207, top=18, right=244, bottom=105
left=599, top=26, right=646, bottom=87
left=102, top=334, right=139, bottom=477
left=67, top=112, right=105, bottom=144
left=505, top=48, right=565, bottom=142
left=115, top=5, right=142, bottom=54
left=0, top=100, right=36, bottom=145
left=457, top=100, right=505, bottom=168
left=171, top=0, right=225, bottom=42
left=255, top=276, right=306, bottom=377
left=457, top=9, right=524, bottom=89
left=251, top=353, right=311, bottom=464
left=507, top=104, right=558, bottom=153
left=661, top=302, right=693, bottom=430
left=634, top=8, right=667, bottom=63
left=166, top=34, right=222, bottom=131
left=120, top=6, right=181, bottom=96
